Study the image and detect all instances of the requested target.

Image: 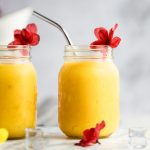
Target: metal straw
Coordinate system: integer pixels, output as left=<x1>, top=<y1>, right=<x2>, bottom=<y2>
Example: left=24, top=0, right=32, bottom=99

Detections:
left=33, top=10, right=73, bottom=45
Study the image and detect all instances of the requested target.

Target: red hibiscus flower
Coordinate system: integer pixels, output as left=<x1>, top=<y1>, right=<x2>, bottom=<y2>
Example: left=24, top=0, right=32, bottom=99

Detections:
left=91, top=24, right=121, bottom=48
left=75, top=120, right=106, bottom=147
left=9, top=23, right=40, bottom=46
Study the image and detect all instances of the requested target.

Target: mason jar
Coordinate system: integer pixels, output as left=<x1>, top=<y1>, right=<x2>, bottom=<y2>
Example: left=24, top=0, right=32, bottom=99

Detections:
left=58, top=45, right=120, bottom=138
left=0, top=45, right=37, bottom=139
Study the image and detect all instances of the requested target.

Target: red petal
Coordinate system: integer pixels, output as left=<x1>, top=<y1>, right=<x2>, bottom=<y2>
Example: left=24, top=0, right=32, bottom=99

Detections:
left=21, top=29, right=32, bottom=40
left=75, top=121, right=106, bottom=147
left=90, top=40, right=106, bottom=49
left=29, top=33, right=40, bottom=46
left=95, top=120, right=106, bottom=132
left=75, top=139, right=91, bottom=147
left=109, top=36, right=121, bottom=48
left=90, top=40, right=105, bottom=45
left=83, top=128, right=97, bottom=142
left=94, top=27, right=108, bottom=42
left=8, top=41, right=15, bottom=45
left=14, top=29, right=22, bottom=40
left=8, top=39, right=23, bottom=45
left=113, top=24, right=118, bottom=31
left=26, top=23, right=37, bottom=33
left=14, top=29, right=21, bottom=35
left=108, top=23, right=118, bottom=40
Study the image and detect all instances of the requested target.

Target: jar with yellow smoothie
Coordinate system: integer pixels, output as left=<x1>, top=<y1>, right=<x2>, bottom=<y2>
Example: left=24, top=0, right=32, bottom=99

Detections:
left=0, top=45, right=37, bottom=139
left=58, top=45, right=120, bottom=138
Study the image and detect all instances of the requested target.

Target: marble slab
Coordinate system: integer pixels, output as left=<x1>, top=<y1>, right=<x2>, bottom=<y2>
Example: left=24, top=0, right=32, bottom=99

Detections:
left=0, top=127, right=150, bottom=150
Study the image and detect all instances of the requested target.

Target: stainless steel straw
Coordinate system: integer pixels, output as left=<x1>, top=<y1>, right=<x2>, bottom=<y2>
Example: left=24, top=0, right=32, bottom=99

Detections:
left=33, top=10, right=73, bottom=45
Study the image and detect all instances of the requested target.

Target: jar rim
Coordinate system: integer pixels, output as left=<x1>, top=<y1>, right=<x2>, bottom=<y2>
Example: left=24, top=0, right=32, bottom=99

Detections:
left=0, top=45, right=31, bottom=51
left=64, top=45, right=113, bottom=60
left=65, top=45, right=112, bottom=52
left=0, top=45, right=31, bottom=61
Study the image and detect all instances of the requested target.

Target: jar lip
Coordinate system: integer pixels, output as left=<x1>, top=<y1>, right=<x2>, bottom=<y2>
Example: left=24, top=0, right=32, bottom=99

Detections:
left=0, top=45, right=31, bottom=51
left=65, top=45, right=112, bottom=51
left=64, top=45, right=113, bottom=60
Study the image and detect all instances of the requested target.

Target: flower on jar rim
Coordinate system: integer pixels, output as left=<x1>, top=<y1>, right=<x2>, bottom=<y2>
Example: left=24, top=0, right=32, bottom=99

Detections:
left=9, top=23, right=40, bottom=46
left=75, top=120, right=106, bottom=147
left=91, top=24, right=121, bottom=48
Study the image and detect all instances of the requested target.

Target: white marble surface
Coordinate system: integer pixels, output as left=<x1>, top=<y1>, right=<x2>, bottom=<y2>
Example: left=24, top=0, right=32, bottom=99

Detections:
left=1, top=126, right=150, bottom=150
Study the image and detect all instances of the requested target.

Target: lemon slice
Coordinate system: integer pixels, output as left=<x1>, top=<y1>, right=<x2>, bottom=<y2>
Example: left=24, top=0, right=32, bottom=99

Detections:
left=0, top=128, right=9, bottom=144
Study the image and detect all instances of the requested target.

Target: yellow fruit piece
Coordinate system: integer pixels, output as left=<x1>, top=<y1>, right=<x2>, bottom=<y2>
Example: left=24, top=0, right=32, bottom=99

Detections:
left=0, top=128, right=9, bottom=144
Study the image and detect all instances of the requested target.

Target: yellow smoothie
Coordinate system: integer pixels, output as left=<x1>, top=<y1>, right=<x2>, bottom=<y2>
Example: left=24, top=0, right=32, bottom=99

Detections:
left=58, top=60, right=119, bottom=137
left=0, top=63, right=37, bottom=138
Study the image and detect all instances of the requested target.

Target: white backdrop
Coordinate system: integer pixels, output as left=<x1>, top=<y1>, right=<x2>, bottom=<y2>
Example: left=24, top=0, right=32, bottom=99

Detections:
left=1, top=0, right=150, bottom=126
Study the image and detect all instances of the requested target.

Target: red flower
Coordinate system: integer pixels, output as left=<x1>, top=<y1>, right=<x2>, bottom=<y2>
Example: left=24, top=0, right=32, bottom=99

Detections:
left=91, top=24, right=121, bottom=48
left=75, top=120, right=106, bottom=147
left=9, top=23, right=40, bottom=46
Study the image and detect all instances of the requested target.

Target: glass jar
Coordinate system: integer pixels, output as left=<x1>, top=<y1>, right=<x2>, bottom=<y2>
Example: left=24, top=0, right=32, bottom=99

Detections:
left=58, top=45, right=120, bottom=138
left=0, top=45, right=37, bottom=139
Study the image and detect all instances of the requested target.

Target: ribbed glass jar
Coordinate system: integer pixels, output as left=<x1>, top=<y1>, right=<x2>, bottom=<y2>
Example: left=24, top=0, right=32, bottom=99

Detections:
left=0, top=45, right=37, bottom=139
left=58, top=45, right=120, bottom=138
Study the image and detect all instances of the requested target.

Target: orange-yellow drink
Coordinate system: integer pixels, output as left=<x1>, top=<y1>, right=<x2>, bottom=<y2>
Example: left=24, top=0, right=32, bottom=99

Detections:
left=0, top=46, right=37, bottom=139
left=58, top=45, right=120, bottom=138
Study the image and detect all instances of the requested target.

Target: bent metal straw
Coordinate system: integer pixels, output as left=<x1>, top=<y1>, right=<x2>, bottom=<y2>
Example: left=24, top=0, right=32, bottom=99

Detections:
left=33, top=10, right=73, bottom=45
